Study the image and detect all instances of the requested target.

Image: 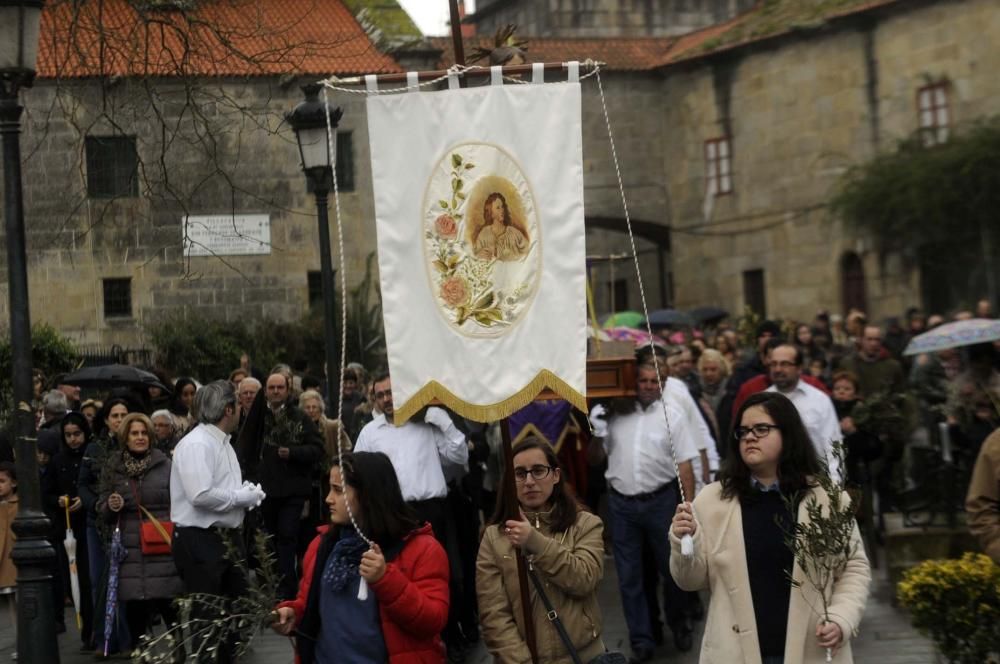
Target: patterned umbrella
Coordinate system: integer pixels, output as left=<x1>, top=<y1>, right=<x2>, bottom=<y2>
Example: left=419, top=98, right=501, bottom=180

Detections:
left=63, top=503, right=82, bottom=631
left=604, top=326, right=667, bottom=348
left=600, top=311, right=644, bottom=329
left=103, top=524, right=128, bottom=656
left=902, top=318, right=1000, bottom=356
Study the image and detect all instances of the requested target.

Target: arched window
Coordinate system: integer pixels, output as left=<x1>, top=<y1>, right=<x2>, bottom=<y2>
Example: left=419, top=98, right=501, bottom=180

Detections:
left=840, top=252, right=868, bottom=316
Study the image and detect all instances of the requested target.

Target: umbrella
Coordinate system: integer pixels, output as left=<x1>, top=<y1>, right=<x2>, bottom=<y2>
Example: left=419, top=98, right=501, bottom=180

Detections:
left=62, top=364, right=171, bottom=393
left=688, top=306, right=729, bottom=325
left=601, top=311, right=644, bottom=329
left=903, top=318, right=1000, bottom=356
left=63, top=502, right=82, bottom=631
left=604, top=326, right=667, bottom=348
left=643, top=309, right=695, bottom=328
left=103, top=524, right=128, bottom=656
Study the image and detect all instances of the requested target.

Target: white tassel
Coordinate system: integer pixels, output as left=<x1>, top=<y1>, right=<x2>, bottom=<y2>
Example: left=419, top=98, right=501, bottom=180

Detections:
left=681, top=534, right=694, bottom=558
left=357, top=577, right=369, bottom=601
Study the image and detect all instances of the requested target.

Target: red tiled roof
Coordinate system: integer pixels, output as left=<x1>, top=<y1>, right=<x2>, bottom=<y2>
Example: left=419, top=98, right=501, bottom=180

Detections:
left=37, top=0, right=402, bottom=79
left=429, top=36, right=675, bottom=72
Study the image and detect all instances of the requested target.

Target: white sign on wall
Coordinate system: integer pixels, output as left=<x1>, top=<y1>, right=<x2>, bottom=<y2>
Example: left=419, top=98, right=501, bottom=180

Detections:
left=183, top=214, right=271, bottom=257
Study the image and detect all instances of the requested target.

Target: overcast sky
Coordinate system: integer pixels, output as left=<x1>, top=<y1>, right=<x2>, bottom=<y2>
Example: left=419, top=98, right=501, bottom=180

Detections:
left=397, top=0, right=476, bottom=37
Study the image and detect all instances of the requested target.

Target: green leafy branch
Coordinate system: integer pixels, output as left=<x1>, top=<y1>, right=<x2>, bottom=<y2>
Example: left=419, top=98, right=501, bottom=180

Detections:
left=263, top=410, right=304, bottom=449
left=780, top=442, right=858, bottom=662
left=133, top=529, right=281, bottom=663
left=438, top=151, right=476, bottom=216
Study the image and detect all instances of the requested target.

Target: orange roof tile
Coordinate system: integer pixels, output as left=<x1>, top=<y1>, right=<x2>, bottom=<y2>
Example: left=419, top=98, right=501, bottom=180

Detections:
left=429, top=36, right=675, bottom=72
left=37, top=0, right=403, bottom=79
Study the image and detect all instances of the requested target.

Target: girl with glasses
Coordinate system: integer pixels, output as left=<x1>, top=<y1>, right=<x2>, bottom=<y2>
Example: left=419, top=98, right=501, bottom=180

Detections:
left=477, top=437, right=609, bottom=663
left=669, top=392, right=870, bottom=663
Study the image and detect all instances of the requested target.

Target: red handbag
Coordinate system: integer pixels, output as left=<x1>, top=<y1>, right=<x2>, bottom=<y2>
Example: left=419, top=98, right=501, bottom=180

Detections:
left=131, top=481, right=174, bottom=555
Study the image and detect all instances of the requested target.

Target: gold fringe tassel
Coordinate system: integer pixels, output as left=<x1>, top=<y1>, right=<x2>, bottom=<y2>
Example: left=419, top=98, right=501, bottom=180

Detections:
left=393, top=370, right=587, bottom=426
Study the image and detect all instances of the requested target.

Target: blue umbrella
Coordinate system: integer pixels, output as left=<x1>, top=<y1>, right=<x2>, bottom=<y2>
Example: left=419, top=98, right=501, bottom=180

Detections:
left=903, top=318, right=1000, bottom=356
left=104, top=524, right=128, bottom=656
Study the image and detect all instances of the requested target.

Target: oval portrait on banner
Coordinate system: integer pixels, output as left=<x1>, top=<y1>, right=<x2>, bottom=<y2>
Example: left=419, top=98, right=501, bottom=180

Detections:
left=422, top=142, right=540, bottom=338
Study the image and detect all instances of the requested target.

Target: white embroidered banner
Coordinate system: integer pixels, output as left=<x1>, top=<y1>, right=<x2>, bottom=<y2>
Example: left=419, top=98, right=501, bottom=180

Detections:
left=366, top=80, right=587, bottom=424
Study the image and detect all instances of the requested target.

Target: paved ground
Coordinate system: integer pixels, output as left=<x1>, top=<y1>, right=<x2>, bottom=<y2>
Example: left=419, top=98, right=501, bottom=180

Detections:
left=0, top=546, right=941, bottom=663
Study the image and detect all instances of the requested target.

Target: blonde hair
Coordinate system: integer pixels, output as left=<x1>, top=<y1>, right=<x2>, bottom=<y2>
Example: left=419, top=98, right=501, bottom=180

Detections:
left=697, top=348, right=730, bottom=378
left=115, top=413, right=154, bottom=448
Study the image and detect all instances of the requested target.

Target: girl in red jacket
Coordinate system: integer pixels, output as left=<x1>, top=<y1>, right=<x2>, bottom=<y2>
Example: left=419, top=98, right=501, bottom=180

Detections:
left=272, top=451, right=450, bottom=664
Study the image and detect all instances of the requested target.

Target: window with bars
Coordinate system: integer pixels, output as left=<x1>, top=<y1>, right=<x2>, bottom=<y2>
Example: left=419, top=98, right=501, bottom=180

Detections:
left=85, top=136, right=138, bottom=198
left=917, top=83, right=950, bottom=146
left=103, top=278, right=132, bottom=318
left=705, top=136, right=733, bottom=196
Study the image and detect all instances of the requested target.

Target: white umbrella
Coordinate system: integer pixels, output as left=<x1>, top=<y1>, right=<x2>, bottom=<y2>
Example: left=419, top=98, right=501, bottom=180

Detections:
left=63, top=501, right=82, bottom=631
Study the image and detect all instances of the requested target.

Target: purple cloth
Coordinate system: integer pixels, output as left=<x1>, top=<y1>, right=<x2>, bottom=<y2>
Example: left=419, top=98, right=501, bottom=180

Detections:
left=509, top=400, right=573, bottom=450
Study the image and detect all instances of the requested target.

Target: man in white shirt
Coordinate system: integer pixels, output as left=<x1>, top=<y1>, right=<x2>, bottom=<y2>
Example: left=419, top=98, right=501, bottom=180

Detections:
left=765, top=344, right=842, bottom=480
left=171, top=380, right=265, bottom=664
left=588, top=363, right=698, bottom=662
left=354, top=371, right=469, bottom=540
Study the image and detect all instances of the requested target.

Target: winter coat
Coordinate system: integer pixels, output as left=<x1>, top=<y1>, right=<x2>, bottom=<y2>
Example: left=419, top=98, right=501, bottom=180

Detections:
left=0, top=496, right=18, bottom=588
left=278, top=523, right=450, bottom=664
left=49, top=437, right=89, bottom=534
left=670, top=482, right=870, bottom=664
left=836, top=351, right=906, bottom=398
left=966, top=428, right=1000, bottom=564
left=97, top=448, right=183, bottom=602
left=477, top=509, right=606, bottom=664
left=243, top=401, right=325, bottom=498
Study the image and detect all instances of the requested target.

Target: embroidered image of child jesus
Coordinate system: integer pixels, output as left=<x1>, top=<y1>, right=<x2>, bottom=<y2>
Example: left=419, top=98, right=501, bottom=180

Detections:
left=473, top=192, right=530, bottom=261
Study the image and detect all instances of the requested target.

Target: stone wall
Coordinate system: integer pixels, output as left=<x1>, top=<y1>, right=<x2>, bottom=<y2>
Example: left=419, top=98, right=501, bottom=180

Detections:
left=472, top=0, right=756, bottom=38
left=0, top=77, right=379, bottom=349
left=664, top=0, right=998, bottom=321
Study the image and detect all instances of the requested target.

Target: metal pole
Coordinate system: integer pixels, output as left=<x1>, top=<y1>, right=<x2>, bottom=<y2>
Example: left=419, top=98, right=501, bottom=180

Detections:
left=1, top=86, right=62, bottom=663
left=312, top=174, right=339, bottom=412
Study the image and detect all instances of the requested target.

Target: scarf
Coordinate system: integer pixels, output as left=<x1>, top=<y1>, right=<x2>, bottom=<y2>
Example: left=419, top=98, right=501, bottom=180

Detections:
left=323, top=527, right=369, bottom=592
left=122, top=449, right=153, bottom=478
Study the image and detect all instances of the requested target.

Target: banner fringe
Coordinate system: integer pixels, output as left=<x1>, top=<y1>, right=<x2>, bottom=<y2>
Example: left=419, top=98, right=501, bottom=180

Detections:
left=393, top=370, right=587, bottom=425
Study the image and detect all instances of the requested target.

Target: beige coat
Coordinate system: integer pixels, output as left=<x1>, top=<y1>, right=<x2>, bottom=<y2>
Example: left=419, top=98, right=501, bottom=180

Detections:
left=670, top=482, right=870, bottom=664
left=0, top=496, right=18, bottom=588
left=476, top=509, right=606, bottom=664
left=966, top=428, right=1000, bottom=564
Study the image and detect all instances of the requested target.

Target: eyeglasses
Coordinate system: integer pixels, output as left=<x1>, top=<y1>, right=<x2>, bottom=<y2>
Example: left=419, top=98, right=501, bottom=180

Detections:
left=733, top=424, right=780, bottom=441
left=513, top=465, right=554, bottom=483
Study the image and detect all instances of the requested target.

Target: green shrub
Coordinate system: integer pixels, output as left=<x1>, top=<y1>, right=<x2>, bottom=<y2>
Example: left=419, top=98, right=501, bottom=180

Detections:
left=0, top=323, right=80, bottom=427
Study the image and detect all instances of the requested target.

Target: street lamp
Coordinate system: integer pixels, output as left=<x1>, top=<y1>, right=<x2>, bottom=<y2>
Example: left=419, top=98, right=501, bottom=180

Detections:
left=1, top=0, right=62, bottom=661
left=286, top=84, right=344, bottom=412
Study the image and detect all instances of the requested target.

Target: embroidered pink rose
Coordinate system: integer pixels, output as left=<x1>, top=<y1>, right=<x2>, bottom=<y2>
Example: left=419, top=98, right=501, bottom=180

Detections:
left=434, top=214, right=458, bottom=239
left=440, top=276, right=469, bottom=307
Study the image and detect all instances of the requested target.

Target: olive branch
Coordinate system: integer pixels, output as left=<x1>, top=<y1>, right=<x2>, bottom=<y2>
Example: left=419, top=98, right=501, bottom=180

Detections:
left=132, top=529, right=281, bottom=663
left=780, top=441, right=858, bottom=663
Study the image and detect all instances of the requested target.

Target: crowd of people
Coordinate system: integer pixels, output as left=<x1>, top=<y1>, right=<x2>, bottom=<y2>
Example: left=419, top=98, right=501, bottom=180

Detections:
left=0, top=297, right=995, bottom=663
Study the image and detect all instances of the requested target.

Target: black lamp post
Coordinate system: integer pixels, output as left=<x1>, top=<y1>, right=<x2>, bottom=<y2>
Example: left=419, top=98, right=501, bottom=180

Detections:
left=286, top=84, right=344, bottom=410
left=1, top=0, right=61, bottom=661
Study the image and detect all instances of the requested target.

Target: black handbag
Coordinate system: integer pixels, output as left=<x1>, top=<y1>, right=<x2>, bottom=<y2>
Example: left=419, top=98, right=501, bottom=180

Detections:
left=526, top=567, right=628, bottom=664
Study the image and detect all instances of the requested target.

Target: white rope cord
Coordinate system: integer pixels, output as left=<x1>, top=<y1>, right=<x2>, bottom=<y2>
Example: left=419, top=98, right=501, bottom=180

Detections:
left=594, top=68, right=695, bottom=556
left=322, top=88, right=375, bottom=597
left=318, top=61, right=602, bottom=95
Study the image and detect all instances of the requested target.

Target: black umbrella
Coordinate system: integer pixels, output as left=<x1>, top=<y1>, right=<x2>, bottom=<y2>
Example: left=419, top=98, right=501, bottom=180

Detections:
left=688, top=306, right=729, bottom=325
left=61, top=364, right=171, bottom=393
left=643, top=309, right=695, bottom=328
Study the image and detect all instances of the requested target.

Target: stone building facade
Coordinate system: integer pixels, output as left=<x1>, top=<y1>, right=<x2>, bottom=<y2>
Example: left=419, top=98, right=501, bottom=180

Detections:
left=658, top=0, right=1000, bottom=320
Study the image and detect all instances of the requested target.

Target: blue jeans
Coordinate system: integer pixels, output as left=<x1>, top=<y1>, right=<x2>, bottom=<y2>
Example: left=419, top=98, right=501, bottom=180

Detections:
left=608, top=485, right=685, bottom=651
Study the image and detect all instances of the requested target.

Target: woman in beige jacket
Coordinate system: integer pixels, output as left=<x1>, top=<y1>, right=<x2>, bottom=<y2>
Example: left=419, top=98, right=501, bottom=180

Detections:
left=670, top=392, right=870, bottom=664
left=476, top=437, right=607, bottom=663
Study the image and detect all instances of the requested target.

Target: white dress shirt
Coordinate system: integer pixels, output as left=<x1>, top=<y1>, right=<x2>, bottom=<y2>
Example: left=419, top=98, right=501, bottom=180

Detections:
left=354, top=408, right=468, bottom=502
left=170, top=423, right=245, bottom=529
left=603, top=400, right=699, bottom=496
left=665, top=376, right=720, bottom=495
left=766, top=380, right=842, bottom=481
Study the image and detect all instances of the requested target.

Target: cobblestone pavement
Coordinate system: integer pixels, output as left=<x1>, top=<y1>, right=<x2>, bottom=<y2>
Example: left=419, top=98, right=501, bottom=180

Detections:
left=0, top=549, right=941, bottom=663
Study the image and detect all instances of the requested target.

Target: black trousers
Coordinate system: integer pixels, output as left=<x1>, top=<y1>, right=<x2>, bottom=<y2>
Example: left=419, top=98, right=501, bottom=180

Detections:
left=172, top=526, right=249, bottom=663
left=125, top=598, right=179, bottom=652
left=260, top=495, right=306, bottom=600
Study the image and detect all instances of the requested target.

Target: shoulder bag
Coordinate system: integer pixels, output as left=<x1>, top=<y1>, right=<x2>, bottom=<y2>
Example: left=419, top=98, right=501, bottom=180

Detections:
left=130, top=480, right=174, bottom=555
left=526, top=567, right=627, bottom=664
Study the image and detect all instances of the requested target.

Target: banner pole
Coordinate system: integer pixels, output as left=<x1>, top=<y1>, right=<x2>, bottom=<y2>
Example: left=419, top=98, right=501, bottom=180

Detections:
left=501, top=418, right=539, bottom=664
